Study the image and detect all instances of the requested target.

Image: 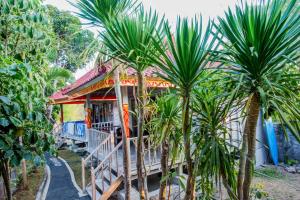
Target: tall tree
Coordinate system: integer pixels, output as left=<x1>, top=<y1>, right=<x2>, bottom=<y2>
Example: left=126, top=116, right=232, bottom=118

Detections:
left=0, top=0, right=53, bottom=64
left=75, top=1, right=138, bottom=199
left=147, top=17, right=219, bottom=200
left=99, top=9, right=164, bottom=199
left=0, top=58, right=54, bottom=200
left=46, top=5, right=97, bottom=72
left=215, top=0, right=300, bottom=199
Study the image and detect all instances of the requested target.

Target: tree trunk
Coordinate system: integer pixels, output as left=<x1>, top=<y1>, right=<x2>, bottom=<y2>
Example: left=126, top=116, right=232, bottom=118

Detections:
left=114, top=67, right=131, bottom=200
left=137, top=72, right=148, bottom=200
left=21, top=159, right=28, bottom=189
left=159, top=138, right=169, bottom=200
left=1, top=160, right=12, bottom=200
left=242, top=93, right=260, bottom=200
left=182, top=94, right=195, bottom=200
left=237, top=126, right=248, bottom=200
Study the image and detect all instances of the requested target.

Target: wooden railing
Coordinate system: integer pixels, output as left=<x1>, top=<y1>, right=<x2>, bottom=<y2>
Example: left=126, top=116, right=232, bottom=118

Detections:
left=129, top=136, right=161, bottom=169
left=61, top=121, right=87, bottom=142
left=82, top=133, right=113, bottom=192
left=87, top=129, right=110, bottom=153
left=91, top=121, right=113, bottom=132
left=91, top=141, right=123, bottom=200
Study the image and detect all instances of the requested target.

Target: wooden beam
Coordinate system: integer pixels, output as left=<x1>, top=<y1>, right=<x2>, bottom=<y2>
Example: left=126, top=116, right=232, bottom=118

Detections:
left=60, top=104, right=64, bottom=124
left=100, top=176, right=123, bottom=200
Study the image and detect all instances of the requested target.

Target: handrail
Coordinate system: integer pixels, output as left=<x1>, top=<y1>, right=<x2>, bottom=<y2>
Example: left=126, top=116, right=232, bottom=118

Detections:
left=84, top=134, right=112, bottom=163
left=82, top=129, right=112, bottom=192
left=87, top=128, right=110, bottom=152
left=91, top=121, right=113, bottom=132
left=91, top=141, right=123, bottom=200
left=94, top=141, right=123, bottom=172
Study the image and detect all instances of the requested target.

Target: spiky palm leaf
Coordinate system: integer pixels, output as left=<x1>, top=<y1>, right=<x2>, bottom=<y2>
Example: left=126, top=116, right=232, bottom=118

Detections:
left=215, top=1, right=300, bottom=199
left=101, top=8, right=164, bottom=72
left=75, top=0, right=139, bottom=27
left=146, top=16, right=219, bottom=200
left=148, top=17, right=219, bottom=92
left=193, top=83, right=238, bottom=200
left=214, top=0, right=300, bottom=140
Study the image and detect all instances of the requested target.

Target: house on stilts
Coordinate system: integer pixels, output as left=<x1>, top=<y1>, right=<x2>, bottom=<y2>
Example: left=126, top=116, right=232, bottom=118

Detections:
left=50, top=61, right=268, bottom=200
left=50, top=62, right=184, bottom=199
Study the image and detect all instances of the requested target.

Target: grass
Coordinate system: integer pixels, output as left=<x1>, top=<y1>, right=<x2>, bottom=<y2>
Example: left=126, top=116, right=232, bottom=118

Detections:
left=13, top=166, right=44, bottom=200
left=254, top=166, right=285, bottom=179
left=58, top=149, right=90, bottom=189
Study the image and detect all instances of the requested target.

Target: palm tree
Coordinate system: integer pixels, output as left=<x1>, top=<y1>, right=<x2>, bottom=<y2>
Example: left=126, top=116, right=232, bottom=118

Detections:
left=192, top=77, right=239, bottom=199
left=75, top=0, right=137, bottom=28
left=77, top=1, right=164, bottom=198
left=148, top=94, right=181, bottom=200
left=75, top=1, right=138, bottom=199
left=100, top=9, right=164, bottom=199
left=214, top=0, right=300, bottom=199
left=147, top=17, right=219, bottom=200
left=45, top=67, right=74, bottom=123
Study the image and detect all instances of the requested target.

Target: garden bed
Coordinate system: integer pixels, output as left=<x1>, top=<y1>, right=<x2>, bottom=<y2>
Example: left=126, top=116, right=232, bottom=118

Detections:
left=13, top=166, right=44, bottom=200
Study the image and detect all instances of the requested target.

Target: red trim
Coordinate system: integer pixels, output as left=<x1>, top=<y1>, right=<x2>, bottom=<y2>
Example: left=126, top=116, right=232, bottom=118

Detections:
left=73, top=95, right=117, bottom=101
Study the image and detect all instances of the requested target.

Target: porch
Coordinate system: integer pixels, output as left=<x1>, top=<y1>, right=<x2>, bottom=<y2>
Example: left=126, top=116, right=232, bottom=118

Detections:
left=81, top=131, right=184, bottom=200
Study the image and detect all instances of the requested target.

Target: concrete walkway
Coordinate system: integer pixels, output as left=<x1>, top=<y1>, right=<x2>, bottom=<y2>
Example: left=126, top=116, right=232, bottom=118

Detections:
left=45, top=154, right=90, bottom=200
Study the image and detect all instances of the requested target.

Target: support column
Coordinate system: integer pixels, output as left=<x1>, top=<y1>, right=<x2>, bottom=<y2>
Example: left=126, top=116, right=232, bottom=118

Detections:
left=121, top=87, right=130, bottom=138
left=60, top=104, right=64, bottom=124
left=85, top=94, right=92, bottom=129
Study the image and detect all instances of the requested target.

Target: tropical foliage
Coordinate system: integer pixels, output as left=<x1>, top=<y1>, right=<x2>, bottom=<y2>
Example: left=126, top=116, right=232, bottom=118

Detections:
left=147, top=17, right=219, bottom=200
left=146, top=93, right=181, bottom=200
left=214, top=0, right=300, bottom=199
left=0, top=57, right=54, bottom=199
left=47, top=5, right=97, bottom=72
left=75, top=0, right=299, bottom=200
left=0, top=1, right=83, bottom=199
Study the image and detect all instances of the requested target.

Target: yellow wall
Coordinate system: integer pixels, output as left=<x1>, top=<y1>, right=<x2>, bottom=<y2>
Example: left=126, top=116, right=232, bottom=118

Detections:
left=63, top=104, right=85, bottom=122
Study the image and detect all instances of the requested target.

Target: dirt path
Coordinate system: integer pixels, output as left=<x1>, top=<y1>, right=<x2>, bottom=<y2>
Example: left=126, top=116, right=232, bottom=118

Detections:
left=253, top=167, right=300, bottom=200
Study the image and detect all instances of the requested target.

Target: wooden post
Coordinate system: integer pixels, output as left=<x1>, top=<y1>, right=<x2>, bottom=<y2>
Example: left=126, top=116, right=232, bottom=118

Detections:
left=91, top=167, right=96, bottom=200
left=121, top=87, right=130, bottom=138
left=60, top=104, right=64, bottom=124
left=21, top=159, right=28, bottom=189
left=82, top=158, right=86, bottom=192
left=85, top=95, right=92, bottom=129
left=114, top=67, right=131, bottom=199
left=19, top=137, right=28, bottom=189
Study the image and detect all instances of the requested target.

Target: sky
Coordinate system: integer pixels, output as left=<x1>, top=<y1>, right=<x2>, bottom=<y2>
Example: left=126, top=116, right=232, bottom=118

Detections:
left=44, top=0, right=240, bottom=78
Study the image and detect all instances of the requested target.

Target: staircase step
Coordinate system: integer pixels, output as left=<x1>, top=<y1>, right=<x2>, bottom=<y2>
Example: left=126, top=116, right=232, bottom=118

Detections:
left=119, top=186, right=140, bottom=200
left=95, top=179, right=110, bottom=194
left=101, top=176, right=123, bottom=200
left=86, top=184, right=101, bottom=200
left=103, top=170, right=117, bottom=183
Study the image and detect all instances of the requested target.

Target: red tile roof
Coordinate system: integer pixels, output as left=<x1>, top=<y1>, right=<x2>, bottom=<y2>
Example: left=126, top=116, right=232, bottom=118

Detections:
left=50, top=62, right=161, bottom=101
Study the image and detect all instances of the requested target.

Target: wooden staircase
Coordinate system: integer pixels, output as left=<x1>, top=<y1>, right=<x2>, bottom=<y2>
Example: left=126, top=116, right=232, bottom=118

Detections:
left=87, top=141, right=124, bottom=200
left=86, top=169, right=123, bottom=200
left=82, top=134, right=184, bottom=200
